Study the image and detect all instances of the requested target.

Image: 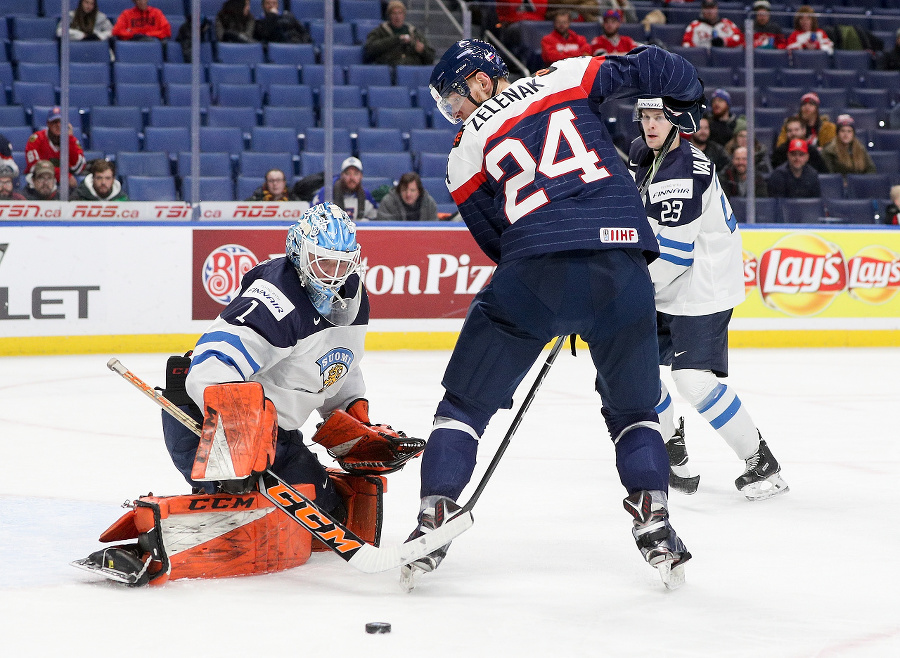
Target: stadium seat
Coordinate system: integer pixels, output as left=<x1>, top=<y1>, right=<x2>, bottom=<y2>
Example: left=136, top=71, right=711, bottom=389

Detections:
left=846, top=174, right=891, bottom=200
left=833, top=50, right=872, bottom=74
left=267, top=84, right=314, bottom=107
left=330, top=45, right=364, bottom=67
left=11, top=41, right=58, bottom=65
left=650, top=25, right=689, bottom=49
left=662, top=46, right=709, bottom=69
left=216, top=43, right=265, bottom=66
left=215, top=83, right=263, bottom=109
left=254, top=64, right=300, bottom=91
left=293, top=0, right=335, bottom=21
left=115, top=62, right=162, bottom=86
left=148, top=105, right=199, bottom=127
left=166, top=83, right=212, bottom=106
left=206, top=106, right=259, bottom=132
left=308, top=21, right=355, bottom=46
left=694, top=66, right=734, bottom=89
left=11, top=82, right=56, bottom=109
left=358, top=152, right=412, bottom=178
left=90, top=106, right=143, bottom=130
left=394, top=65, right=436, bottom=89
left=817, top=173, right=846, bottom=201
left=201, top=126, right=244, bottom=153
left=753, top=49, right=789, bottom=70
left=731, top=197, right=778, bottom=224
left=408, top=129, right=455, bottom=157
left=844, top=109, right=879, bottom=133
left=418, top=152, right=448, bottom=178
left=16, top=63, right=60, bottom=86
left=863, top=70, right=900, bottom=94
left=0, top=0, right=39, bottom=16
left=340, top=0, right=382, bottom=22
left=764, top=87, right=803, bottom=109
left=709, top=48, right=745, bottom=69
left=10, top=16, right=56, bottom=40
left=236, top=176, right=262, bottom=201
left=70, top=62, right=112, bottom=87
left=0, top=105, right=27, bottom=128
left=177, top=152, right=234, bottom=177
left=30, top=105, right=80, bottom=132
left=325, top=85, right=364, bottom=108
left=301, top=65, right=345, bottom=87
left=734, top=67, right=773, bottom=87
left=868, top=150, right=899, bottom=174
left=114, top=40, right=164, bottom=66
left=366, top=85, right=412, bottom=109
left=263, top=106, right=316, bottom=130
left=820, top=69, right=862, bottom=91
left=299, top=151, right=351, bottom=176
left=777, top=198, right=825, bottom=224
left=852, top=89, right=892, bottom=115
left=115, top=151, right=172, bottom=178
left=239, top=152, right=294, bottom=179
left=69, top=41, right=113, bottom=63
left=421, top=177, right=453, bottom=205
left=208, top=63, right=253, bottom=86
left=251, top=126, right=301, bottom=155
left=331, top=107, right=371, bottom=130
left=301, top=127, right=352, bottom=153
left=127, top=176, right=177, bottom=201
left=790, top=49, right=831, bottom=71
left=373, top=107, right=426, bottom=130
left=70, top=85, right=111, bottom=109
left=0, top=127, right=35, bottom=152
left=143, top=126, right=189, bottom=154
left=347, top=64, right=391, bottom=87
left=90, top=127, right=141, bottom=155
left=180, top=176, right=235, bottom=201
left=356, top=128, right=405, bottom=154
left=777, top=68, right=819, bottom=91
left=267, top=43, right=317, bottom=66
left=826, top=199, right=876, bottom=224
left=115, top=84, right=163, bottom=108
left=871, top=129, right=900, bottom=151
left=161, top=63, right=205, bottom=86
left=164, top=41, right=213, bottom=65
left=352, top=19, right=382, bottom=44
left=0, top=62, right=13, bottom=90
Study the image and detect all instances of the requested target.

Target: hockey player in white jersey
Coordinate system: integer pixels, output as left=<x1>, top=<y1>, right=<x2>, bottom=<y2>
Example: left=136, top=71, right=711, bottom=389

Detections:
left=629, top=99, right=789, bottom=501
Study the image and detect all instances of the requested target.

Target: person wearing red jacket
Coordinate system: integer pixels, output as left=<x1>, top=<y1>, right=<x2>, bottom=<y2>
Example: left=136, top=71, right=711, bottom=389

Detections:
left=682, top=0, right=744, bottom=49
left=540, top=12, right=590, bottom=65
left=112, top=0, right=171, bottom=41
left=495, top=0, right=547, bottom=25
left=591, top=9, right=638, bottom=56
left=25, top=107, right=85, bottom=187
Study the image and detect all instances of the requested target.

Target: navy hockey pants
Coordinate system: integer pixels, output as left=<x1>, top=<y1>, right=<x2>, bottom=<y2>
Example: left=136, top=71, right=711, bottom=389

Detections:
left=420, top=248, right=670, bottom=499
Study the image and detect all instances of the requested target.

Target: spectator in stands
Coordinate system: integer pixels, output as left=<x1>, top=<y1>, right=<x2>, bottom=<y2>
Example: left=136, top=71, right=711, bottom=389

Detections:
left=885, top=185, right=900, bottom=225
left=376, top=172, right=439, bottom=222
left=776, top=92, right=836, bottom=149
left=216, top=0, right=256, bottom=43
left=682, top=0, right=744, bottom=49
left=751, top=0, right=785, bottom=50
left=598, top=1, right=638, bottom=24
left=724, top=123, right=770, bottom=175
left=541, top=12, right=591, bottom=65
left=881, top=28, right=900, bottom=71
left=23, top=161, right=60, bottom=201
left=0, top=133, right=16, bottom=173
left=705, top=88, right=740, bottom=147
left=771, top=117, right=828, bottom=173
left=71, top=159, right=129, bottom=201
left=57, top=0, right=114, bottom=41
left=719, top=147, right=767, bottom=198
left=112, top=0, right=171, bottom=41
left=591, top=10, right=639, bottom=56
left=313, top=157, right=377, bottom=221
left=0, top=163, right=25, bottom=201
left=25, top=107, right=85, bottom=188
left=176, top=15, right=213, bottom=62
left=254, top=0, right=310, bottom=44
left=689, top=117, right=730, bottom=172
left=247, top=169, right=301, bottom=201
left=767, top=139, right=821, bottom=198
left=364, top=1, right=435, bottom=66
left=786, top=5, right=833, bottom=55
left=821, top=114, right=877, bottom=176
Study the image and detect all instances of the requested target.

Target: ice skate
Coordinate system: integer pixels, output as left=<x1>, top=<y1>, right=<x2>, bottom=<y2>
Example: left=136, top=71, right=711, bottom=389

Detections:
left=623, top=490, right=691, bottom=590
left=71, top=544, right=152, bottom=587
left=665, top=417, right=699, bottom=494
left=400, top=495, right=459, bottom=592
left=735, top=437, right=789, bottom=501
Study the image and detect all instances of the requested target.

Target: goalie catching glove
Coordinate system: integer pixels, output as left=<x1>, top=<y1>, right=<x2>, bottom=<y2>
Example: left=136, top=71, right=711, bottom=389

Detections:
left=311, top=398, right=425, bottom=475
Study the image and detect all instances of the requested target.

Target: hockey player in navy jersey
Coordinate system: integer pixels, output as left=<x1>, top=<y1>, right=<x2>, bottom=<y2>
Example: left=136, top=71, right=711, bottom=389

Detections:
left=402, top=41, right=706, bottom=590
left=628, top=98, right=789, bottom=501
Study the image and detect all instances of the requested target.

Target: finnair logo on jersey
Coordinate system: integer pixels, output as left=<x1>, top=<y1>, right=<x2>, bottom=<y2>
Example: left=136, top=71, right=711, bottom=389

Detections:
left=317, top=348, right=354, bottom=390
left=244, top=281, right=295, bottom=321
left=600, top=228, right=639, bottom=244
left=648, top=179, right=693, bottom=204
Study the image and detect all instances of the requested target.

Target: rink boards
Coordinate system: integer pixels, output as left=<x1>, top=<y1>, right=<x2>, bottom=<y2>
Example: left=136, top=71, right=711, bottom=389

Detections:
left=1, top=217, right=899, bottom=355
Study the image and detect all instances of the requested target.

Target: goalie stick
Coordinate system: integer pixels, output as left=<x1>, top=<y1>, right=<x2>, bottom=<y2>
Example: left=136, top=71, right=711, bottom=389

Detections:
left=105, top=358, right=473, bottom=574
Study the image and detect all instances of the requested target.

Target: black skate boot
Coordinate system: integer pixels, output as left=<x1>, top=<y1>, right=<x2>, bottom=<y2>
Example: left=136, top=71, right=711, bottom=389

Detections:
left=399, top=495, right=460, bottom=592
left=624, top=490, right=691, bottom=590
left=665, top=417, right=699, bottom=494
left=71, top=543, right=152, bottom=586
left=735, top=436, right=789, bottom=501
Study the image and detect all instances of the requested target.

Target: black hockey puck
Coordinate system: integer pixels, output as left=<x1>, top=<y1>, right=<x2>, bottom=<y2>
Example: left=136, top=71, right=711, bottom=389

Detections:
left=365, top=622, right=391, bottom=634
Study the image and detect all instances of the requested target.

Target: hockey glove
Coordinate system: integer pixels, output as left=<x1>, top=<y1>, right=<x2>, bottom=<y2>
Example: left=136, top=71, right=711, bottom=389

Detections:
left=662, top=95, right=706, bottom=135
left=312, top=398, right=425, bottom=475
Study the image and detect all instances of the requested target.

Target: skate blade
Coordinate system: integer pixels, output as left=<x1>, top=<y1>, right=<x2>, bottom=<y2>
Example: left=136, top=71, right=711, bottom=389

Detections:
left=670, top=470, right=700, bottom=495
left=657, top=560, right=686, bottom=590
left=399, top=564, right=418, bottom=593
left=70, top=557, right=140, bottom=585
left=741, top=473, right=789, bottom=501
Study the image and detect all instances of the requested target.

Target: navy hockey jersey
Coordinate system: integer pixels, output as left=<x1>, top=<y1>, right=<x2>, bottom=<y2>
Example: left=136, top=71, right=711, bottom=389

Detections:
left=187, top=257, right=370, bottom=430
left=446, top=45, right=703, bottom=264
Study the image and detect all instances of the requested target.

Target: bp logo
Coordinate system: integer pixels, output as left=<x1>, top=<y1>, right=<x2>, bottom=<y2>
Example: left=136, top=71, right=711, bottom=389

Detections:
left=202, top=244, right=259, bottom=305
left=316, top=347, right=354, bottom=391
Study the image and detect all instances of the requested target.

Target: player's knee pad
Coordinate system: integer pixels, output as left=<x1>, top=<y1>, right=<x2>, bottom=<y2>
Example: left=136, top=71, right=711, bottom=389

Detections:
left=671, top=369, right=720, bottom=409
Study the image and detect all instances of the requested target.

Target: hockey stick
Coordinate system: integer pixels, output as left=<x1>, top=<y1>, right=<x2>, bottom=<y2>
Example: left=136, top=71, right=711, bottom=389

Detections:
left=106, top=358, right=473, bottom=573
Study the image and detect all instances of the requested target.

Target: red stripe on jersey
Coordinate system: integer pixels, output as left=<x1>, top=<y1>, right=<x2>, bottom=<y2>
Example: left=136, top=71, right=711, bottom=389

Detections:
left=450, top=170, right=487, bottom=205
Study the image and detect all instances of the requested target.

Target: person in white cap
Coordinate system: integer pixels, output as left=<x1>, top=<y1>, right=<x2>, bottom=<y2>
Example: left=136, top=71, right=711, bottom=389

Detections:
left=312, top=157, right=377, bottom=221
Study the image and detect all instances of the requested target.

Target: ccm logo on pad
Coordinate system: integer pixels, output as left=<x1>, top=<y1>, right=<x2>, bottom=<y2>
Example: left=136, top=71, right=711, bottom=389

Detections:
left=600, top=228, right=638, bottom=244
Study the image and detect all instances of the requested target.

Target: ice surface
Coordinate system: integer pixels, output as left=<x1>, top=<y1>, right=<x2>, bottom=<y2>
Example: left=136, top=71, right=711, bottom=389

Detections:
left=1, top=349, right=899, bottom=657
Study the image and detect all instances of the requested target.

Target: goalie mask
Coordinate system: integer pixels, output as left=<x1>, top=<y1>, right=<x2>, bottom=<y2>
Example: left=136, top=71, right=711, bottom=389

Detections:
left=430, top=39, right=509, bottom=125
left=286, top=203, right=362, bottom=326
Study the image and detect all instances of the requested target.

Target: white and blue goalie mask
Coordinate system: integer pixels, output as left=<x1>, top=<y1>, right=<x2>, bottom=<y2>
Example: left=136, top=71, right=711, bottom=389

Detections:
left=286, top=203, right=363, bottom=326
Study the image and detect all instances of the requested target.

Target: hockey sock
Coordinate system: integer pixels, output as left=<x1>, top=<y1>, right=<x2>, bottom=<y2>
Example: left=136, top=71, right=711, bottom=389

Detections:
left=419, top=423, right=479, bottom=501
left=615, top=425, right=670, bottom=494
left=655, top=381, right=677, bottom=441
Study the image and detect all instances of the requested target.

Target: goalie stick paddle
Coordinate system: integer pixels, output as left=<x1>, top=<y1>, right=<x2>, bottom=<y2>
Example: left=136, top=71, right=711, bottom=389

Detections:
left=106, top=358, right=473, bottom=573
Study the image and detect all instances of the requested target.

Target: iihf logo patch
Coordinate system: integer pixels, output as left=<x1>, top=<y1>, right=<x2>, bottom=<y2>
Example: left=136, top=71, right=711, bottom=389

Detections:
left=316, top=347, right=354, bottom=391
left=202, top=244, right=259, bottom=305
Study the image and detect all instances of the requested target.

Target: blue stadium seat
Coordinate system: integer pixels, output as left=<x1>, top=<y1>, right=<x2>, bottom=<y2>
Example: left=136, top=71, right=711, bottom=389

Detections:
left=346, top=64, right=391, bottom=87
left=115, top=62, right=161, bottom=86
left=308, top=22, right=354, bottom=46
left=0, top=105, right=27, bottom=127
left=764, top=87, right=803, bottom=109
left=826, top=199, right=876, bottom=224
left=216, top=43, right=265, bottom=66
left=90, top=106, right=144, bottom=130
left=421, top=177, right=453, bottom=205
left=868, top=150, right=899, bottom=174
left=332, top=107, right=371, bottom=130
left=237, top=176, right=262, bottom=201
left=293, top=0, right=335, bottom=21
left=148, top=105, right=196, bottom=127
left=366, top=85, right=412, bottom=109
left=214, top=83, right=263, bottom=109
left=0, top=127, right=35, bottom=152
left=812, top=88, right=851, bottom=110
left=90, top=127, right=141, bottom=155
left=161, top=62, right=204, bottom=85
left=649, top=24, right=688, bottom=49
left=30, top=105, right=80, bottom=132
left=143, top=126, right=189, bottom=153
left=820, top=69, right=862, bottom=91
left=177, top=152, right=233, bottom=177
left=254, top=64, right=300, bottom=90
left=12, top=81, right=56, bottom=108
left=207, top=106, right=258, bottom=131
left=200, top=126, right=244, bottom=153
left=181, top=176, right=235, bottom=201
left=301, top=64, right=345, bottom=87
left=817, top=173, right=846, bottom=201
left=115, top=84, right=163, bottom=108
left=665, top=46, right=709, bottom=69
left=833, top=50, right=873, bottom=74
left=12, top=41, right=58, bottom=64
left=127, top=176, right=178, bottom=201
left=114, top=40, right=165, bottom=66
left=164, top=41, right=213, bottom=65
left=731, top=197, right=778, bottom=224
left=0, top=62, right=13, bottom=90
left=301, top=127, right=352, bottom=153
left=394, top=65, right=436, bottom=89
left=844, top=109, right=879, bottom=133
left=352, top=19, right=382, bottom=44
left=777, top=198, right=826, bottom=224
left=753, top=49, right=790, bottom=70
left=694, top=66, right=734, bottom=89
left=17, top=62, right=60, bottom=86
left=267, top=43, right=317, bottom=66
left=263, top=106, right=316, bottom=129
left=326, top=85, right=363, bottom=108
left=853, top=88, right=892, bottom=114
left=208, top=63, right=253, bottom=86
left=709, top=48, right=745, bottom=69
left=734, top=67, right=773, bottom=87
left=71, top=85, right=111, bottom=109
left=846, top=174, right=891, bottom=200
left=238, top=151, right=294, bottom=179
left=418, top=152, right=448, bottom=178
left=340, top=0, right=382, bottom=22
left=373, top=107, right=426, bottom=130
left=331, top=45, right=364, bottom=67
left=790, top=49, right=831, bottom=71
left=408, top=129, right=455, bottom=156
left=299, top=151, right=351, bottom=176
left=777, top=68, right=819, bottom=91
left=356, top=128, right=405, bottom=153
left=251, top=126, right=301, bottom=155
left=359, top=152, right=412, bottom=177
left=11, top=17, right=57, bottom=40
left=70, top=62, right=112, bottom=87
left=267, top=84, right=314, bottom=107
left=154, top=0, right=186, bottom=16
left=863, top=71, right=900, bottom=93
left=115, top=151, right=172, bottom=177
left=166, top=83, right=212, bottom=106
left=0, top=0, right=39, bottom=17
left=69, top=41, right=113, bottom=63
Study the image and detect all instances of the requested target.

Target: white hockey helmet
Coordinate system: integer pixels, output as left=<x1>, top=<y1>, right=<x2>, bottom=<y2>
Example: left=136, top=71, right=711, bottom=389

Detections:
left=632, top=97, right=666, bottom=123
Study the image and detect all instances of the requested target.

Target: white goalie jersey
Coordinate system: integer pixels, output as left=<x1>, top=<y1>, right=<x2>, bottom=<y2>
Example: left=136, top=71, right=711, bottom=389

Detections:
left=629, top=139, right=745, bottom=316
